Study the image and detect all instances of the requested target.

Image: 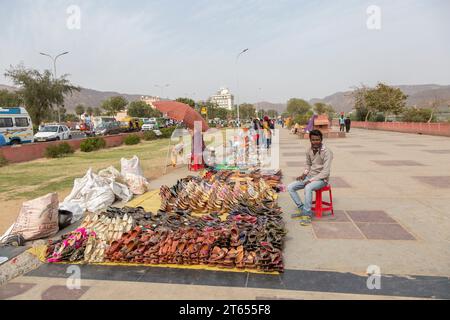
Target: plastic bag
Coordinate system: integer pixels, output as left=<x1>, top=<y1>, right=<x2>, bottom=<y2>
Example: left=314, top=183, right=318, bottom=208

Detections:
left=121, top=155, right=143, bottom=177
left=59, top=202, right=84, bottom=224
left=124, top=173, right=151, bottom=195
left=110, top=181, right=133, bottom=202
left=10, top=193, right=59, bottom=241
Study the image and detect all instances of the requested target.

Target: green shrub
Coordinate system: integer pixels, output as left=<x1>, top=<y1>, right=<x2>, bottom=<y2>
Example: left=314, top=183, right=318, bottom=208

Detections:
left=124, top=134, right=141, bottom=145
left=0, top=155, right=8, bottom=167
left=45, top=142, right=74, bottom=158
left=160, top=126, right=176, bottom=138
left=402, top=108, right=434, bottom=123
left=371, top=113, right=386, bottom=122
left=80, top=137, right=106, bottom=152
left=293, top=114, right=311, bottom=126
left=143, top=131, right=157, bottom=141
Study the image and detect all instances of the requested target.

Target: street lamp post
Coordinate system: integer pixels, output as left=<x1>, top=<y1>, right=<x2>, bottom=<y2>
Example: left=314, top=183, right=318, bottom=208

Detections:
left=155, top=84, right=170, bottom=100
left=40, top=51, right=69, bottom=123
left=257, top=87, right=262, bottom=119
left=236, top=48, right=249, bottom=127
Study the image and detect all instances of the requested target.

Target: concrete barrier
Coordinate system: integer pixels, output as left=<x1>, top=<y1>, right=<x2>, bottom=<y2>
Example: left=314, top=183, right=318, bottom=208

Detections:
left=0, top=132, right=145, bottom=164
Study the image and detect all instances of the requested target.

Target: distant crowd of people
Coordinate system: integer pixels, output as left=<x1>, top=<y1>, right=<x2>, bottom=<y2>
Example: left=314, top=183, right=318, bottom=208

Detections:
left=251, top=116, right=276, bottom=149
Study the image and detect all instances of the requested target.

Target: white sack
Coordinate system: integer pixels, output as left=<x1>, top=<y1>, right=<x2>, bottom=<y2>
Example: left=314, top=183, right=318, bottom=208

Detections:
left=124, top=173, right=151, bottom=195
left=99, top=166, right=125, bottom=184
left=84, top=186, right=115, bottom=213
left=110, top=181, right=133, bottom=202
left=121, top=155, right=143, bottom=177
left=64, top=168, right=127, bottom=213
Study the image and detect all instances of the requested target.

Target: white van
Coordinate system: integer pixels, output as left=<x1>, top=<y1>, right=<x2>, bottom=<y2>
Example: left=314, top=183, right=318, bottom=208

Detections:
left=0, top=107, right=34, bottom=146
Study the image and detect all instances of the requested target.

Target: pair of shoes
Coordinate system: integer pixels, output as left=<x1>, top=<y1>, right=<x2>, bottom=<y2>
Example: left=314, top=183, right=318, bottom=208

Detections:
left=299, top=216, right=311, bottom=226
left=290, top=206, right=304, bottom=219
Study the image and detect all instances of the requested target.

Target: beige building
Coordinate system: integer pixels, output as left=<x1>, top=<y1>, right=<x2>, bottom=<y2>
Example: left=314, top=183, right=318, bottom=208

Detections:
left=209, top=88, right=234, bottom=110
left=140, top=96, right=161, bottom=109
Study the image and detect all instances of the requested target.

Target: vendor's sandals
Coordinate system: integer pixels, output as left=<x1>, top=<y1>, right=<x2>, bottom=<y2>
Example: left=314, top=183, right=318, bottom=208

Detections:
left=244, top=251, right=257, bottom=269
left=207, top=246, right=223, bottom=266
left=222, top=247, right=238, bottom=269
left=235, top=246, right=245, bottom=269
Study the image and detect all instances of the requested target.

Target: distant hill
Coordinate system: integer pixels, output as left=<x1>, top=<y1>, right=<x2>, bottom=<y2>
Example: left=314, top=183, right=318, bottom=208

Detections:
left=310, top=84, right=450, bottom=113
left=3, top=83, right=449, bottom=114
left=0, top=84, right=145, bottom=112
left=62, top=88, right=144, bottom=112
left=0, top=84, right=16, bottom=92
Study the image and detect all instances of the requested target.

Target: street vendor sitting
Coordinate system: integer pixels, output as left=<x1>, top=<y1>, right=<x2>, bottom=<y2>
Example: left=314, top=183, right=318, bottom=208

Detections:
left=287, top=130, right=333, bottom=226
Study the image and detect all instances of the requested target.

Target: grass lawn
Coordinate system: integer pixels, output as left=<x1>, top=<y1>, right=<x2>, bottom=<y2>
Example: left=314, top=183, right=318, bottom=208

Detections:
left=0, top=138, right=174, bottom=201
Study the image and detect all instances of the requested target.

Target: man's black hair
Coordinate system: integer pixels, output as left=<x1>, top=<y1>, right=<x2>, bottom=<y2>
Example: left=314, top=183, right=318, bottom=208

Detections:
left=309, top=129, right=323, bottom=140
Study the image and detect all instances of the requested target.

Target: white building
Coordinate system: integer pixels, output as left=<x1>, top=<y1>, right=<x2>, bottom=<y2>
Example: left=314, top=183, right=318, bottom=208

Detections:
left=209, top=88, right=234, bottom=110
left=140, top=96, right=161, bottom=109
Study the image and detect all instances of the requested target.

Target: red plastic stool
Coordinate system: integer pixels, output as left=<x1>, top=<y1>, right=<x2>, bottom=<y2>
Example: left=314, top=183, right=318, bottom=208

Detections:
left=312, top=185, right=334, bottom=218
left=188, top=154, right=205, bottom=171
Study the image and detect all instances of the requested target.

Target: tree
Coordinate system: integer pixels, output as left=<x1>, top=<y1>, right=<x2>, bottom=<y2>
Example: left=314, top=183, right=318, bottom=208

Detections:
left=239, top=103, right=256, bottom=120
left=313, top=102, right=328, bottom=115
left=365, top=83, right=407, bottom=122
left=43, top=105, right=67, bottom=122
left=128, top=100, right=162, bottom=118
left=5, top=64, right=80, bottom=127
left=293, top=111, right=314, bottom=125
left=86, top=106, right=94, bottom=116
left=101, top=96, right=128, bottom=117
left=128, top=101, right=151, bottom=118
left=176, top=97, right=196, bottom=108
left=286, top=98, right=311, bottom=116
left=427, top=97, right=445, bottom=123
left=93, top=107, right=103, bottom=116
left=214, top=107, right=230, bottom=120
left=351, top=85, right=372, bottom=121
left=267, top=109, right=279, bottom=118
left=0, top=89, right=22, bottom=108
left=402, top=107, right=434, bottom=123
left=75, top=104, right=85, bottom=117
left=64, top=113, right=79, bottom=122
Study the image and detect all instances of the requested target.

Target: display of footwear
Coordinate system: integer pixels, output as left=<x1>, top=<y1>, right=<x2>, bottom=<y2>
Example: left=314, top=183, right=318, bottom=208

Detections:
left=47, top=169, right=286, bottom=272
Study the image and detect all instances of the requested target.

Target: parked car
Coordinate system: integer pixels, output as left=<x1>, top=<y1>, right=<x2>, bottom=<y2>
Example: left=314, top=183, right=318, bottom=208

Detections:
left=34, top=124, right=72, bottom=142
left=94, top=121, right=122, bottom=136
left=141, top=119, right=158, bottom=131
left=0, top=107, right=34, bottom=146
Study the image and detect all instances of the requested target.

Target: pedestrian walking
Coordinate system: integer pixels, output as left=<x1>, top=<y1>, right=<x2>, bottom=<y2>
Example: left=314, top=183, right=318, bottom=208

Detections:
left=339, top=115, right=345, bottom=132
left=263, top=116, right=272, bottom=149
left=345, top=116, right=351, bottom=133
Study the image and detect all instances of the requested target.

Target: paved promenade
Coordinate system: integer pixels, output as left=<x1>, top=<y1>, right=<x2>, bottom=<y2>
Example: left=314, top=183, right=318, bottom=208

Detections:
left=2, top=127, right=449, bottom=299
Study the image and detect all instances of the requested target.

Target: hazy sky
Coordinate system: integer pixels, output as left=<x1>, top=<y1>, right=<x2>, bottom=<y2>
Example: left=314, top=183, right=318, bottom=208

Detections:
left=0, top=0, right=449, bottom=103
